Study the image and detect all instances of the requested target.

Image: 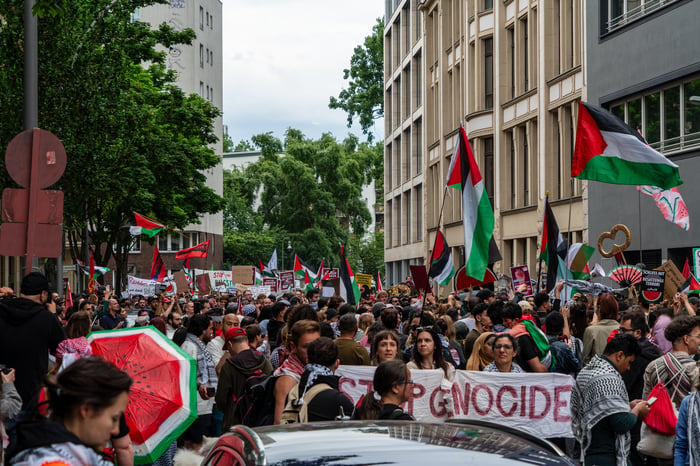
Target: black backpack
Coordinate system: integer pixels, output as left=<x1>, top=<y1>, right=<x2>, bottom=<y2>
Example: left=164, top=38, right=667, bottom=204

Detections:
left=234, top=370, right=278, bottom=427
left=548, top=340, right=581, bottom=375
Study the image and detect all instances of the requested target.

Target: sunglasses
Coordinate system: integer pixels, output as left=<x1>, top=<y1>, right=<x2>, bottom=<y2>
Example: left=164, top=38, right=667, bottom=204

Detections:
left=415, top=326, right=433, bottom=333
left=494, top=344, right=513, bottom=350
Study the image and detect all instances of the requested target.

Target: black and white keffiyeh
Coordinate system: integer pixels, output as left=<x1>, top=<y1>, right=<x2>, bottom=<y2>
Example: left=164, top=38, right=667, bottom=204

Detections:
left=185, top=333, right=218, bottom=388
left=300, top=363, right=334, bottom=396
left=571, top=355, right=631, bottom=466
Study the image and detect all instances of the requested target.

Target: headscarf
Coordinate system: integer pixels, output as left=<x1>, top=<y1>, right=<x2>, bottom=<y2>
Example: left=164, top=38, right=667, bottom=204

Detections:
left=466, top=331, right=494, bottom=371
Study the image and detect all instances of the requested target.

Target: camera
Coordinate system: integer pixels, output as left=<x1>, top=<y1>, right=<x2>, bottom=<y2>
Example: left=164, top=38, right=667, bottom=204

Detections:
left=0, top=364, right=12, bottom=374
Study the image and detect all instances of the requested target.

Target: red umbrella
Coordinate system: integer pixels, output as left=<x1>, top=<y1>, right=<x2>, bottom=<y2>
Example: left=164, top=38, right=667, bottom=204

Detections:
left=88, top=326, right=196, bottom=464
left=453, top=266, right=497, bottom=290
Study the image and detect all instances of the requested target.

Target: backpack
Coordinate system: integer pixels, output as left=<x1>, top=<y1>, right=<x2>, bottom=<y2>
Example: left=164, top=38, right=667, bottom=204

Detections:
left=548, top=340, right=582, bottom=375
left=233, top=370, right=278, bottom=427
left=279, top=382, right=332, bottom=424
left=521, top=319, right=553, bottom=369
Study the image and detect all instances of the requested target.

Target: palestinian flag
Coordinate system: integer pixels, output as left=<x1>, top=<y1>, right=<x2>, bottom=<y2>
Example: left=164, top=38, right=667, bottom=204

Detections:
left=680, top=274, right=700, bottom=295
left=75, top=258, right=110, bottom=276
left=339, top=245, right=361, bottom=307
left=293, top=255, right=317, bottom=281
left=259, top=260, right=277, bottom=278
left=573, top=101, right=682, bottom=189
left=127, top=213, right=165, bottom=237
left=565, top=243, right=595, bottom=280
left=683, top=258, right=691, bottom=280
left=446, top=125, right=495, bottom=281
left=539, top=196, right=568, bottom=292
left=175, top=240, right=209, bottom=260
left=428, top=230, right=455, bottom=286
left=150, top=245, right=167, bottom=283
left=376, top=272, right=384, bottom=292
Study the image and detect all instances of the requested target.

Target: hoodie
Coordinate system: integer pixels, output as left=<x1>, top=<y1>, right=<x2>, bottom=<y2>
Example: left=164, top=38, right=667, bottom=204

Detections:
left=6, top=418, right=110, bottom=466
left=216, top=348, right=273, bottom=431
left=0, top=298, right=66, bottom=408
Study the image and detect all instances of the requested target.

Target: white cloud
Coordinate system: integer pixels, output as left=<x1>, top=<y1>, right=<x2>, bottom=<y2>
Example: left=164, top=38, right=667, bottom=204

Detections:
left=222, top=0, right=383, bottom=145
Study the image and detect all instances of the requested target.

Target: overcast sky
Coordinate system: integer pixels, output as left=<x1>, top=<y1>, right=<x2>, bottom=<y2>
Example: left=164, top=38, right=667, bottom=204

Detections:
left=221, top=0, right=384, bottom=147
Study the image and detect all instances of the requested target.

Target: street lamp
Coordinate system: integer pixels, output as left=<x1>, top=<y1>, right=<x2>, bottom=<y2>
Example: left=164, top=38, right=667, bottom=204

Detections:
left=287, top=240, right=292, bottom=269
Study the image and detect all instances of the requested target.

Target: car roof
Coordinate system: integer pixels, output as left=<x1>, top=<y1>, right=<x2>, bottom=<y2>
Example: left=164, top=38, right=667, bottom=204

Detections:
left=205, top=421, right=575, bottom=466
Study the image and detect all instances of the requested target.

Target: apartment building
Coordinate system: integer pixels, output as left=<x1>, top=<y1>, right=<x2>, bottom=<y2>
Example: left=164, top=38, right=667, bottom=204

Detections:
left=384, top=0, right=427, bottom=285
left=585, top=0, right=700, bottom=269
left=385, top=0, right=586, bottom=291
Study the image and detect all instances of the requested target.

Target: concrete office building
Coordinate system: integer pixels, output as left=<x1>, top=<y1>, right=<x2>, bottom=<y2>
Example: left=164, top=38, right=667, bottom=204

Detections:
left=384, top=0, right=427, bottom=286
left=585, top=0, right=700, bottom=270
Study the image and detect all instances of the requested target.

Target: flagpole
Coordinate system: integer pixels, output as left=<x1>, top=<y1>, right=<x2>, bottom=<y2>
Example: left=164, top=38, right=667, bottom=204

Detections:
left=638, top=190, right=644, bottom=266
left=537, top=193, right=549, bottom=292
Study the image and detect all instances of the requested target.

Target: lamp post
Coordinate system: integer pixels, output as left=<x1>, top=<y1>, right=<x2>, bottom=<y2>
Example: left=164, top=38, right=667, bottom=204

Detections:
left=287, top=240, right=292, bottom=270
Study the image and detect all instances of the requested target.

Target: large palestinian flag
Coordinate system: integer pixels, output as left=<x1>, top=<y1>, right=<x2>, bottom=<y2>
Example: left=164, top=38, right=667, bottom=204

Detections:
left=539, top=196, right=567, bottom=292
left=572, top=101, right=682, bottom=189
left=445, top=125, right=495, bottom=281
left=127, top=213, right=165, bottom=237
left=428, top=230, right=455, bottom=286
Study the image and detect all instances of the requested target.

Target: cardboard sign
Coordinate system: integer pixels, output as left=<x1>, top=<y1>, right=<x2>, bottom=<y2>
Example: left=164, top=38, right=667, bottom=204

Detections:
left=410, top=265, right=431, bottom=293
left=262, top=278, right=278, bottom=293
left=694, top=248, right=700, bottom=279
left=126, top=276, right=161, bottom=297
left=173, top=271, right=189, bottom=294
left=641, top=269, right=665, bottom=303
left=336, top=366, right=573, bottom=438
left=195, top=273, right=212, bottom=294
left=231, top=266, right=254, bottom=285
left=247, top=285, right=271, bottom=296
left=655, top=260, right=684, bottom=301
left=510, top=265, right=533, bottom=296
left=356, top=273, right=372, bottom=289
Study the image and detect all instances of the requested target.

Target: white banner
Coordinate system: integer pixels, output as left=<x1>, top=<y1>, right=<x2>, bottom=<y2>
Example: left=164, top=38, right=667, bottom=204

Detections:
left=336, top=366, right=574, bottom=438
left=194, top=269, right=234, bottom=291
left=126, top=275, right=161, bottom=297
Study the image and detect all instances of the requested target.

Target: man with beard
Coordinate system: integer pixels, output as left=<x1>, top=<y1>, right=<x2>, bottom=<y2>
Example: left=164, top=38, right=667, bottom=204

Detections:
left=181, top=314, right=217, bottom=450
left=0, top=272, right=65, bottom=408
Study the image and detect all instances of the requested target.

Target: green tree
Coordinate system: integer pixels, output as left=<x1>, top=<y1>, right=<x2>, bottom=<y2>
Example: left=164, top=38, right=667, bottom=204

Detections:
left=329, top=17, right=384, bottom=142
left=0, top=0, right=224, bottom=290
left=233, top=139, right=255, bottom=151
left=223, top=132, right=235, bottom=152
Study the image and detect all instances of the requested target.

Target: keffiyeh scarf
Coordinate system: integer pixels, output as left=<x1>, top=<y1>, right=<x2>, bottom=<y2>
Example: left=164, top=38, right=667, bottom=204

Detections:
left=300, top=363, right=335, bottom=395
left=185, top=333, right=218, bottom=387
left=571, top=355, right=631, bottom=466
left=688, top=392, right=700, bottom=465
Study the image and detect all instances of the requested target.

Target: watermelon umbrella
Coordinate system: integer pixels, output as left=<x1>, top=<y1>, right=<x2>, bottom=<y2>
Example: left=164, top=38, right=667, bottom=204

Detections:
left=88, top=326, right=197, bottom=464
left=609, top=265, right=643, bottom=288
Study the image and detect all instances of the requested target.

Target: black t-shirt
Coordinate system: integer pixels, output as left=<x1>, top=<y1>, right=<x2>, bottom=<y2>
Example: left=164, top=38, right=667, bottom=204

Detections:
left=514, top=334, right=538, bottom=372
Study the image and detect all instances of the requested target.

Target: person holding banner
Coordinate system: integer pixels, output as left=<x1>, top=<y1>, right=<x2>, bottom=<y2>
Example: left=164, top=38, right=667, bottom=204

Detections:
left=407, top=327, right=455, bottom=381
left=352, top=360, right=414, bottom=421
left=483, top=334, right=524, bottom=373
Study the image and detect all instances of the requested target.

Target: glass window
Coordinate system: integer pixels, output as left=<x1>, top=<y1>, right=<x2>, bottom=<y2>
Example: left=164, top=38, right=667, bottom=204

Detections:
left=612, top=104, right=625, bottom=120
left=484, top=137, right=494, bottom=206
left=159, top=234, right=168, bottom=251
left=129, top=237, right=141, bottom=254
left=685, top=79, right=700, bottom=143
left=664, top=86, right=681, bottom=142
left=171, top=233, right=180, bottom=251
left=484, top=38, right=493, bottom=109
left=644, top=92, right=660, bottom=145
left=199, top=6, right=204, bottom=30
left=628, top=98, right=642, bottom=132
left=483, top=0, right=493, bottom=10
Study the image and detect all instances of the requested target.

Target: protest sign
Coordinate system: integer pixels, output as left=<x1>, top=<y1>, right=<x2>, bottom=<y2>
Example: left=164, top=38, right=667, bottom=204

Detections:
left=173, top=271, right=189, bottom=293
left=195, top=273, right=212, bottom=294
left=336, top=366, right=573, bottom=438
left=262, top=278, right=278, bottom=293
left=694, top=248, right=700, bottom=278
left=410, top=265, right=431, bottom=292
left=641, top=269, right=665, bottom=303
left=655, top=260, right=684, bottom=301
left=356, top=273, right=372, bottom=289
left=510, top=265, right=533, bottom=296
left=231, top=266, right=254, bottom=285
left=279, top=271, right=295, bottom=290
left=321, top=268, right=339, bottom=279
left=247, top=285, right=271, bottom=296
left=127, top=276, right=161, bottom=297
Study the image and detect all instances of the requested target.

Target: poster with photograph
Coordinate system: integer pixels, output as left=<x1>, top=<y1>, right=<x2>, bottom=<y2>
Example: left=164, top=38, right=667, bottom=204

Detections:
left=510, top=265, right=533, bottom=296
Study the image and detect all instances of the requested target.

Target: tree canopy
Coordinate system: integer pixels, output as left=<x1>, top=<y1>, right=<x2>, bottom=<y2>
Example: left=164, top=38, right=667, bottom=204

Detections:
left=223, top=129, right=383, bottom=272
left=0, top=0, right=224, bottom=289
left=329, top=17, right=384, bottom=142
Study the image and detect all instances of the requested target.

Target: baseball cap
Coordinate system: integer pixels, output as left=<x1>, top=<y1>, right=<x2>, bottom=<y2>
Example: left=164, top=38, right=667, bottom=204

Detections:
left=224, top=327, right=247, bottom=343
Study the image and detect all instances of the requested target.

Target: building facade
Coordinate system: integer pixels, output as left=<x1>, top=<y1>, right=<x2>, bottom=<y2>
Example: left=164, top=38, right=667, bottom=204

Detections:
left=384, top=0, right=427, bottom=285
left=385, top=0, right=586, bottom=291
left=585, top=0, right=700, bottom=270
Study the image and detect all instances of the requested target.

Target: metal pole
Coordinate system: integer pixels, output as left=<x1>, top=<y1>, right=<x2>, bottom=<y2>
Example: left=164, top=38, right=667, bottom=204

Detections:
left=23, top=0, right=39, bottom=276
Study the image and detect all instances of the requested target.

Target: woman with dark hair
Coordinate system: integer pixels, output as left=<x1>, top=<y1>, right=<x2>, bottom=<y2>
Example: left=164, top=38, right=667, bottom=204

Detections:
left=483, top=333, right=523, bottom=373
left=582, top=293, right=620, bottom=364
left=353, top=360, right=414, bottom=420
left=407, top=327, right=455, bottom=381
left=465, top=332, right=496, bottom=371
left=370, top=330, right=401, bottom=365
left=7, top=357, right=132, bottom=465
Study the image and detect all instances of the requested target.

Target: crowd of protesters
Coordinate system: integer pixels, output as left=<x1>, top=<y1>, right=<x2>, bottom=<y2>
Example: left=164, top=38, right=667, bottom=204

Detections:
left=2, top=271, right=700, bottom=465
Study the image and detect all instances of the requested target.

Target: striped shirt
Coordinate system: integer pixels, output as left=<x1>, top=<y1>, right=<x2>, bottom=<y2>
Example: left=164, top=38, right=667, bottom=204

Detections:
left=643, top=351, right=698, bottom=407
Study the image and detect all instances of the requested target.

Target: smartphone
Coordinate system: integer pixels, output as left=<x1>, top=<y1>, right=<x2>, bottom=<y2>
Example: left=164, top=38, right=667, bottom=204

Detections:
left=647, top=396, right=658, bottom=406
left=206, top=387, right=216, bottom=397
